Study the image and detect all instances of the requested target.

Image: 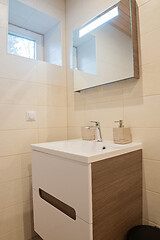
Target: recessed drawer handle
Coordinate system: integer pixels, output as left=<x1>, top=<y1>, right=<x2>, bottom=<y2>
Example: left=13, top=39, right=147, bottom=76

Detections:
left=39, top=188, right=76, bottom=220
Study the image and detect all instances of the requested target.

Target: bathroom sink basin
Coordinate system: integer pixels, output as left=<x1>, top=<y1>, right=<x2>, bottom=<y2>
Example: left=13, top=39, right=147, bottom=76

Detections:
left=31, top=139, right=142, bottom=163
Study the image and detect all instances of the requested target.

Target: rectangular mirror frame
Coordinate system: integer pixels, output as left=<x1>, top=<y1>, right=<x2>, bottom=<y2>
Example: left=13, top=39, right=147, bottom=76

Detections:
left=73, top=0, right=139, bottom=92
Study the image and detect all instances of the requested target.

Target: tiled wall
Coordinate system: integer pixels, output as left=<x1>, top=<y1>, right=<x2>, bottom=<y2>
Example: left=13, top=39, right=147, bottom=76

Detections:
left=66, top=0, right=160, bottom=228
left=0, top=0, right=67, bottom=239
left=0, top=0, right=159, bottom=239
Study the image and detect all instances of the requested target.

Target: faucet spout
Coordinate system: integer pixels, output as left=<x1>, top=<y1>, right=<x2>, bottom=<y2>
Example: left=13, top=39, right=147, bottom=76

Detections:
left=90, top=121, right=103, bottom=142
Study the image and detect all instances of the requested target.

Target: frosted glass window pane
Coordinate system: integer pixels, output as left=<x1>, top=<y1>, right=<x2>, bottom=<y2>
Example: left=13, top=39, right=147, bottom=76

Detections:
left=8, top=33, right=36, bottom=59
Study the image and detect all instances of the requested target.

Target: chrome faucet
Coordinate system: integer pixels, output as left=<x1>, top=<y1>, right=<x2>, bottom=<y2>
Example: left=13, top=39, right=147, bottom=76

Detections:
left=90, top=121, right=103, bottom=142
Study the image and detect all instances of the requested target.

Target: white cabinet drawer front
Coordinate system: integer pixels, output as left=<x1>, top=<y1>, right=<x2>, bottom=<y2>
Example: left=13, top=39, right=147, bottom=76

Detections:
left=32, top=151, right=93, bottom=223
left=33, top=190, right=93, bottom=240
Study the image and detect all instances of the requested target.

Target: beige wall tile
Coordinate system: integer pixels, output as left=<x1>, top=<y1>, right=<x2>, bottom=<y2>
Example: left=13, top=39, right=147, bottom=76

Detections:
left=67, top=86, right=86, bottom=108
left=0, top=104, right=38, bottom=130
left=68, top=107, right=86, bottom=127
left=142, top=61, right=160, bottom=96
left=143, top=218, right=160, bottom=228
left=139, top=0, right=160, bottom=35
left=0, top=200, right=34, bottom=238
left=67, top=127, right=81, bottom=140
left=21, top=154, right=32, bottom=178
left=37, top=61, right=66, bottom=87
left=81, top=82, right=123, bottom=106
left=0, top=54, right=37, bottom=82
left=85, top=100, right=123, bottom=128
left=0, top=155, right=21, bottom=183
left=143, top=190, right=160, bottom=226
left=132, top=128, right=160, bottom=161
left=68, top=126, right=113, bottom=141
left=38, top=106, right=67, bottom=128
left=38, top=127, right=67, bottom=143
left=0, top=79, right=39, bottom=105
left=124, top=95, right=160, bottom=128
left=101, top=127, right=113, bottom=141
left=0, top=177, right=32, bottom=210
left=0, top=228, right=24, bottom=240
left=143, top=159, right=160, bottom=193
left=122, top=78, right=144, bottom=100
left=0, top=129, right=38, bottom=156
left=137, top=0, right=151, bottom=7
left=38, top=84, right=67, bottom=107
left=141, top=27, right=160, bottom=65
left=0, top=153, right=32, bottom=184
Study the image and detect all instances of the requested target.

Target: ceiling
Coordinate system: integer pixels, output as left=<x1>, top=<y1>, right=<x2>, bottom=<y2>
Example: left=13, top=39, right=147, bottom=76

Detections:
left=8, top=0, right=60, bottom=35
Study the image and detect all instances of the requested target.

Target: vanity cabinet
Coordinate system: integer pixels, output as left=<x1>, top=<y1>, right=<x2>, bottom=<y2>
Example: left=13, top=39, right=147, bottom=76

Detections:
left=32, top=140, right=142, bottom=240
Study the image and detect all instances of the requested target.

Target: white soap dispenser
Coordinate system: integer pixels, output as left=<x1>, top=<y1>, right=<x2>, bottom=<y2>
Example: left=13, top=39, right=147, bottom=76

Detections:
left=113, top=120, right=132, bottom=144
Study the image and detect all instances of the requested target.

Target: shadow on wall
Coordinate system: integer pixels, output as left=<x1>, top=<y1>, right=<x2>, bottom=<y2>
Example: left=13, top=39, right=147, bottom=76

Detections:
left=72, top=77, right=144, bottom=111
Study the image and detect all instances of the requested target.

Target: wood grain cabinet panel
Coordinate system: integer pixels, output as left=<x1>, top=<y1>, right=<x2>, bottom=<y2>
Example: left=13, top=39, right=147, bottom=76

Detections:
left=91, top=150, right=142, bottom=240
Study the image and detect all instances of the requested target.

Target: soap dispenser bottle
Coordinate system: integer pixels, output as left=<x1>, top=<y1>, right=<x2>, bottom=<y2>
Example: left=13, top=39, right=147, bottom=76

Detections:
left=113, top=120, right=132, bottom=144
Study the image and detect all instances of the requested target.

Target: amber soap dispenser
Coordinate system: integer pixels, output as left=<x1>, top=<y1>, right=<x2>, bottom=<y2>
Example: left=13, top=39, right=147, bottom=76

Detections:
left=113, top=120, right=132, bottom=144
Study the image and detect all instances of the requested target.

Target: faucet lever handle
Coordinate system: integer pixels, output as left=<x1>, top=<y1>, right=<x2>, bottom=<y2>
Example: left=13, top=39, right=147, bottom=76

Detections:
left=90, top=121, right=100, bottom=126
left=114, top=120, right=124, bottom=128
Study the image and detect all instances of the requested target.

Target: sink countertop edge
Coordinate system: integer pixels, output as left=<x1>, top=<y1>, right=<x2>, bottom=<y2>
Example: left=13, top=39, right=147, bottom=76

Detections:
left=31, top=141, right=142, bottom=164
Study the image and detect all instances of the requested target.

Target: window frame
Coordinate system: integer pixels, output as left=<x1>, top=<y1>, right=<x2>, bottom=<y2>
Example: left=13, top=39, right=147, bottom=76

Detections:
left=8, top=32, right=36, bottom=60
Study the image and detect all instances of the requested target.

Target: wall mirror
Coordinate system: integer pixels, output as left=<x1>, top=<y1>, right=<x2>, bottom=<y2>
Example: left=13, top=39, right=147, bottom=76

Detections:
left=72, top=0, right=139, bottom=92
left=8, top=0, right=62, bottom=66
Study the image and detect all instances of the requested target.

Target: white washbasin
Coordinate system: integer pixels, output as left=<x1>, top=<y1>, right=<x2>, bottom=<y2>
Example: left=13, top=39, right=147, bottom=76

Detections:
left=31, top=139, right=142, bottom=163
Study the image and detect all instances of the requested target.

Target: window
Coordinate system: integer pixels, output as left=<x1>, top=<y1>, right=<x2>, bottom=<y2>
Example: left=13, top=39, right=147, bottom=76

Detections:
left=8, top=33, right=36, bottom=59
left=8, top=0, right=62, bottom=65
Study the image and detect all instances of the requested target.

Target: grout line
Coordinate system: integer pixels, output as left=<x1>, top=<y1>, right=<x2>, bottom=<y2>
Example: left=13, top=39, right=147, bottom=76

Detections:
left=0, top=152, right=31, bottom=158
left=143, top=158, right=160, bottom=162
left=145, top=189, right=160, bottom=196
left=78, top=93, right=160, bottom=107
left=0, top=77, right=67, bottom=88
left=0, top=175, right=32, bottom=185
left=0, top=102, right=67, bottom=107
left=64, top=3, right=69, bottom=141
left=138, top=0, right=152, bottom=7
left=0, top=226, right=24, bottom=239
left=0, top=153, right=31, bottom=158
left=143, top=218, right=160, bottom=228
left=140, top=25, right=160, bottom=37
left=0, top=126, right=67, bottom=132
left=0, top=199, right=33, bottom=213
left=68, top=126, right=160, bottom=129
